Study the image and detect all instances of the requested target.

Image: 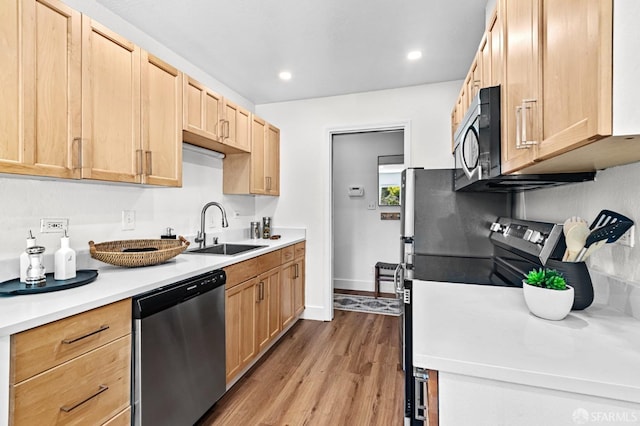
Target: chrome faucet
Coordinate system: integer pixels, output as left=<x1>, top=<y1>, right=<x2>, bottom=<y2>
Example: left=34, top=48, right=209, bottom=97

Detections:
left=195, top=202, right=229, bottom=248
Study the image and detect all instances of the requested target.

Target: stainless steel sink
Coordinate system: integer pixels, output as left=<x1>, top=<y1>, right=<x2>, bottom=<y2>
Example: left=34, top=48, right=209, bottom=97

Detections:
left=186, top=243, right=267, bottom=256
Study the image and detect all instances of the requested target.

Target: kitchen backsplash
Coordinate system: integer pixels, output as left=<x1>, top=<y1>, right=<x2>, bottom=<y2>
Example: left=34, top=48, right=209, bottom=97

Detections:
left=0, top=147, right=257, bottom=268
left=516, top=160, right=640, bottom=284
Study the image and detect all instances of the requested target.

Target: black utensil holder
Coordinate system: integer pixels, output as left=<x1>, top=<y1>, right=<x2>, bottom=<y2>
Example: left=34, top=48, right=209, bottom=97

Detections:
left=546, top=259, right=593, bottom=310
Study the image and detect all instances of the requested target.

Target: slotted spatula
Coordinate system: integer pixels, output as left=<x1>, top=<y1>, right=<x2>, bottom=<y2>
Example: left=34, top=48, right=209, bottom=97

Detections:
left=575, top=213, right=634, bottom=261
left=588, top=209, right=632, bottom=230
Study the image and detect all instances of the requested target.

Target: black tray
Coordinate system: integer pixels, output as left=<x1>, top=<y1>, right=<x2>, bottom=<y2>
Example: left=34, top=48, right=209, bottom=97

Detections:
left=0, top=270, right=99, bottom=296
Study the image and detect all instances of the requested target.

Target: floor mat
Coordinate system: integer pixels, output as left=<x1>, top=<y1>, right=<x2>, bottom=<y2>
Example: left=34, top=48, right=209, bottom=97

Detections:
left=333, top=293, right=401, bottom=316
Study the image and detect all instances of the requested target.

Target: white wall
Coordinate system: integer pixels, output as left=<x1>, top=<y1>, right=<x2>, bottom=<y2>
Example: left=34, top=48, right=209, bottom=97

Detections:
left=516, top=160, right=640, bottom=283
left=0, top=148, right=256, bottom=282
left=255, top=81, right=462, bottom=320
left=332, top=131, right=404, bottom=293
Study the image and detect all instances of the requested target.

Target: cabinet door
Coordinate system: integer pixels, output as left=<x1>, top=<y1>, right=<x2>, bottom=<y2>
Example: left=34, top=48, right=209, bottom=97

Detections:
left=265, top=124, right=280, bottom=195
left=293, top=257, right=305, bottom=316
left=488, top=7, right=503, bottom=87
left=183, top=76, right=223, bottom=141
left=1, top=0, right=81, bottom=179
left=280, top=262, right=295, bottom=329
left=222, top=99, right=251, bottom=153
left=536, top=0, right=612, bottom=160
left=256, top=267, right=281, bottom=353
left=141, top=52, right=182, bottom=187
left=12, top=336, right=131, bottom=426
left=501, top=0, right=539, bottom=173
left=0, top=0, right=21, bottom=170
left=81, top=17, right=141, bottom=183
left=468, top=57, right=481, bottom=101
left=479, top=34, right=491, bottom=88
left=225, top=278, right=257, bottom=383
left=250, top=116, right=267, bottom=194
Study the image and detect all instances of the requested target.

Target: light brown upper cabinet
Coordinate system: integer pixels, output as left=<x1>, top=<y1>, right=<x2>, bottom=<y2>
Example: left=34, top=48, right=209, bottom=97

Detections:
left=83, top=19, right=182, bottom=186
left=453, top=0, right=640, bottom=175
left=223, top=115, right=280, bottom=196
left=183, top=76, right=224, bottom=145
left=141, top=52, right=183, bottom=187
left=81, top=17, right=142, bottom=183
left=0, top=0, right=81, bottom=179
left=182, top=76, right=251, bottom=155
left=501, top=0, right=539, bottom=173
left=501, top=0, right=616, bottom=173
left=264, top=123, right=281, bottom=195
left=222, top=99, right=252, bottom=152
left=0, top=1, right=181, bottom=186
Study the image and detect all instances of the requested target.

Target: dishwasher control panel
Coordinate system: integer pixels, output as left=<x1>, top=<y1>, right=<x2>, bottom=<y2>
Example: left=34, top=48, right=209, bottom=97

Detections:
left=133, top=269, right=226, bottom=319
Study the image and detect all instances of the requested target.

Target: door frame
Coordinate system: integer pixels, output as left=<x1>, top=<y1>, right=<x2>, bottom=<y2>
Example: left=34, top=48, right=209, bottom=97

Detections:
left=324, top=121, right=411, bottom=320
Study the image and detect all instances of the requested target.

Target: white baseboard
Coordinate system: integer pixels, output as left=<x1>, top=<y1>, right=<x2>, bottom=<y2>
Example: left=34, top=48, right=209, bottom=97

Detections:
left=301, top=305, right=331, bottom=321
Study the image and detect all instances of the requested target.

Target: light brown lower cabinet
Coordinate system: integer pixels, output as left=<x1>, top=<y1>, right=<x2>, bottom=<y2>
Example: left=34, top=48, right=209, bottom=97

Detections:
left=256, top=267, right=281, bottom=353
left=102, top=407, right=131, bottom=426
left=293, top=242, right=306, bottom=316
left=280, top=260, right=296, bottom=329
left=225, top=242, right=305, bottom=385
left=225, top=277, right=258, bottom=382
left=9, top=299, right=132, bottom=425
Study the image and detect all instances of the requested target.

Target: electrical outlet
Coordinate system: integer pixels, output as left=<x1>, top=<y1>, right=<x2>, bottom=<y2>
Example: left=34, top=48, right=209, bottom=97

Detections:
left=40, top=218, right=69, bottom=234
left=615, top=226, right=635, bottom=247
left=122, top=210, right=135, bottom=230
left=367, top=202, right=376, bottom=210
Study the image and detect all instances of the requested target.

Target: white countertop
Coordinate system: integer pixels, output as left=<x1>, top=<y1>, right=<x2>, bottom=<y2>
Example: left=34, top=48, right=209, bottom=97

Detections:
left=0, top=232, right=305, bottom=336
left=412, top=280, right=640, bottom=404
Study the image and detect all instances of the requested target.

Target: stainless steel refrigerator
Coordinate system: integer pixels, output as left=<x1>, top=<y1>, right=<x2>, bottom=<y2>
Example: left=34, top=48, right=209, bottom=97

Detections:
left=397, top=168, right=511, bottom=424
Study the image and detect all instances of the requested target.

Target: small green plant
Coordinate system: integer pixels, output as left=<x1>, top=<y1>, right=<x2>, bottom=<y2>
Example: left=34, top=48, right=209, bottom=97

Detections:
left=525, top=268, right=567, bottom=290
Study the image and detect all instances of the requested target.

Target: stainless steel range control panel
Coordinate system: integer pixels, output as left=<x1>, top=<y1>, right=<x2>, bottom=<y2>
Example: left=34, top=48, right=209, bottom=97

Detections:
left=490, top=218, right=564, bottom=264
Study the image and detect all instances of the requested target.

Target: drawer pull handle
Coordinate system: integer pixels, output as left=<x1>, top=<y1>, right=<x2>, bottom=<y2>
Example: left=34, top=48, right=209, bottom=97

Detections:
left=62, top=325, right=110, bottom=344
left=60, top=385, right=108, bottom=413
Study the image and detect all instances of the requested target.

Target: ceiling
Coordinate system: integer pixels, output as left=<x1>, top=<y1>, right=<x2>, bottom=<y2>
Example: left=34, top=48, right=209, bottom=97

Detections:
left=96, top=0, right=488, bottom=105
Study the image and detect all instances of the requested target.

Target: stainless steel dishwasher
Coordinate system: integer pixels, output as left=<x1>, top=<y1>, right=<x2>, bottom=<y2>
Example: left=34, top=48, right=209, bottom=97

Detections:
left=132, top=269, right=226, bottom=426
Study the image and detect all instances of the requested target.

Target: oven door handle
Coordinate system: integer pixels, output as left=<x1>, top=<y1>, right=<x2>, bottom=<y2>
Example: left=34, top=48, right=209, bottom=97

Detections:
left=394, top=263, right=404, bottom=296
left=494, top=256, right=528, bottom=279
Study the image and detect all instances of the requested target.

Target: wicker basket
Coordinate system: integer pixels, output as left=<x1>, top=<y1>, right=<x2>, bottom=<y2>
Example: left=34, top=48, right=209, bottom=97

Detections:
left=88, top=236, right=190, bottom=267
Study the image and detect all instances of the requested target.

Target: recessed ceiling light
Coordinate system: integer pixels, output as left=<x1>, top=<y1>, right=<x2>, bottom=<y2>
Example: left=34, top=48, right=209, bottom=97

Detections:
left=279, top=71, right=292, bottom=81
left=407, top=50, right=422, bottom=61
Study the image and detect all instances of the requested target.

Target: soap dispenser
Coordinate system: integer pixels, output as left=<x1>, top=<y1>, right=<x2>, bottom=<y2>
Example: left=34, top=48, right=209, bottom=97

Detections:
left=19, top=230, right=36, bottom=283
left=54, top=231, right=76, bottom=280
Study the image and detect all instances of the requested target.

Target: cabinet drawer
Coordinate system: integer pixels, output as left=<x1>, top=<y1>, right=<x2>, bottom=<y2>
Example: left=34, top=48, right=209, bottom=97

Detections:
left=281, top=245, right=295, bottom=263
left=225, top=257, right=258, bottom=288
left=257, top=250, right=281, bottom=273
left=11, top=335, right=131, bottom=426
left=294, top=241, right=306, bottom=259
left=103, top=407, right=131, bottom=426
left=11, top=299, right=131, bottom=383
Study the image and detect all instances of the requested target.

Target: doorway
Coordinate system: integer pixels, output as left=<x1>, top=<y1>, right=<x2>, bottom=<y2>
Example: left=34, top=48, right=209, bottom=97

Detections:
left=331, top=129, right=404, bottom=314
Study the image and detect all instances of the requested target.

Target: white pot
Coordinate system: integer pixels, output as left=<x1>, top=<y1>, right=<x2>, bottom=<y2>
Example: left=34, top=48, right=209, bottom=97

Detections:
left=522, top=281, right=574, bottom=321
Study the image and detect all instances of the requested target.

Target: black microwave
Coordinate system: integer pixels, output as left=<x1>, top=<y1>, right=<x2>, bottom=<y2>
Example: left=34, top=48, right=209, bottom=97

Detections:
left=453, top=85, right=595, bottom=192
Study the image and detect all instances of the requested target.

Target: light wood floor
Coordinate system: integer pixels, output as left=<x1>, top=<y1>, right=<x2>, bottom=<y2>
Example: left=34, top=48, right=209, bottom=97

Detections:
left=199, top=310, right=404, bottom=426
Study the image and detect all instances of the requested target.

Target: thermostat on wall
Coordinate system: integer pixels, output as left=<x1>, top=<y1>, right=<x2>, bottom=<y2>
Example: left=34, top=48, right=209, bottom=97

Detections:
left=348, top=186, right=364, bottom=197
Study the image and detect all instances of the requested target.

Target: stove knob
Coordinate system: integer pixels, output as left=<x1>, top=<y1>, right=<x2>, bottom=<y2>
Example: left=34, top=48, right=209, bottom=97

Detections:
left=525, top=230, right=545, bottom=244
left=490, top=222, right=503, bottom=232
